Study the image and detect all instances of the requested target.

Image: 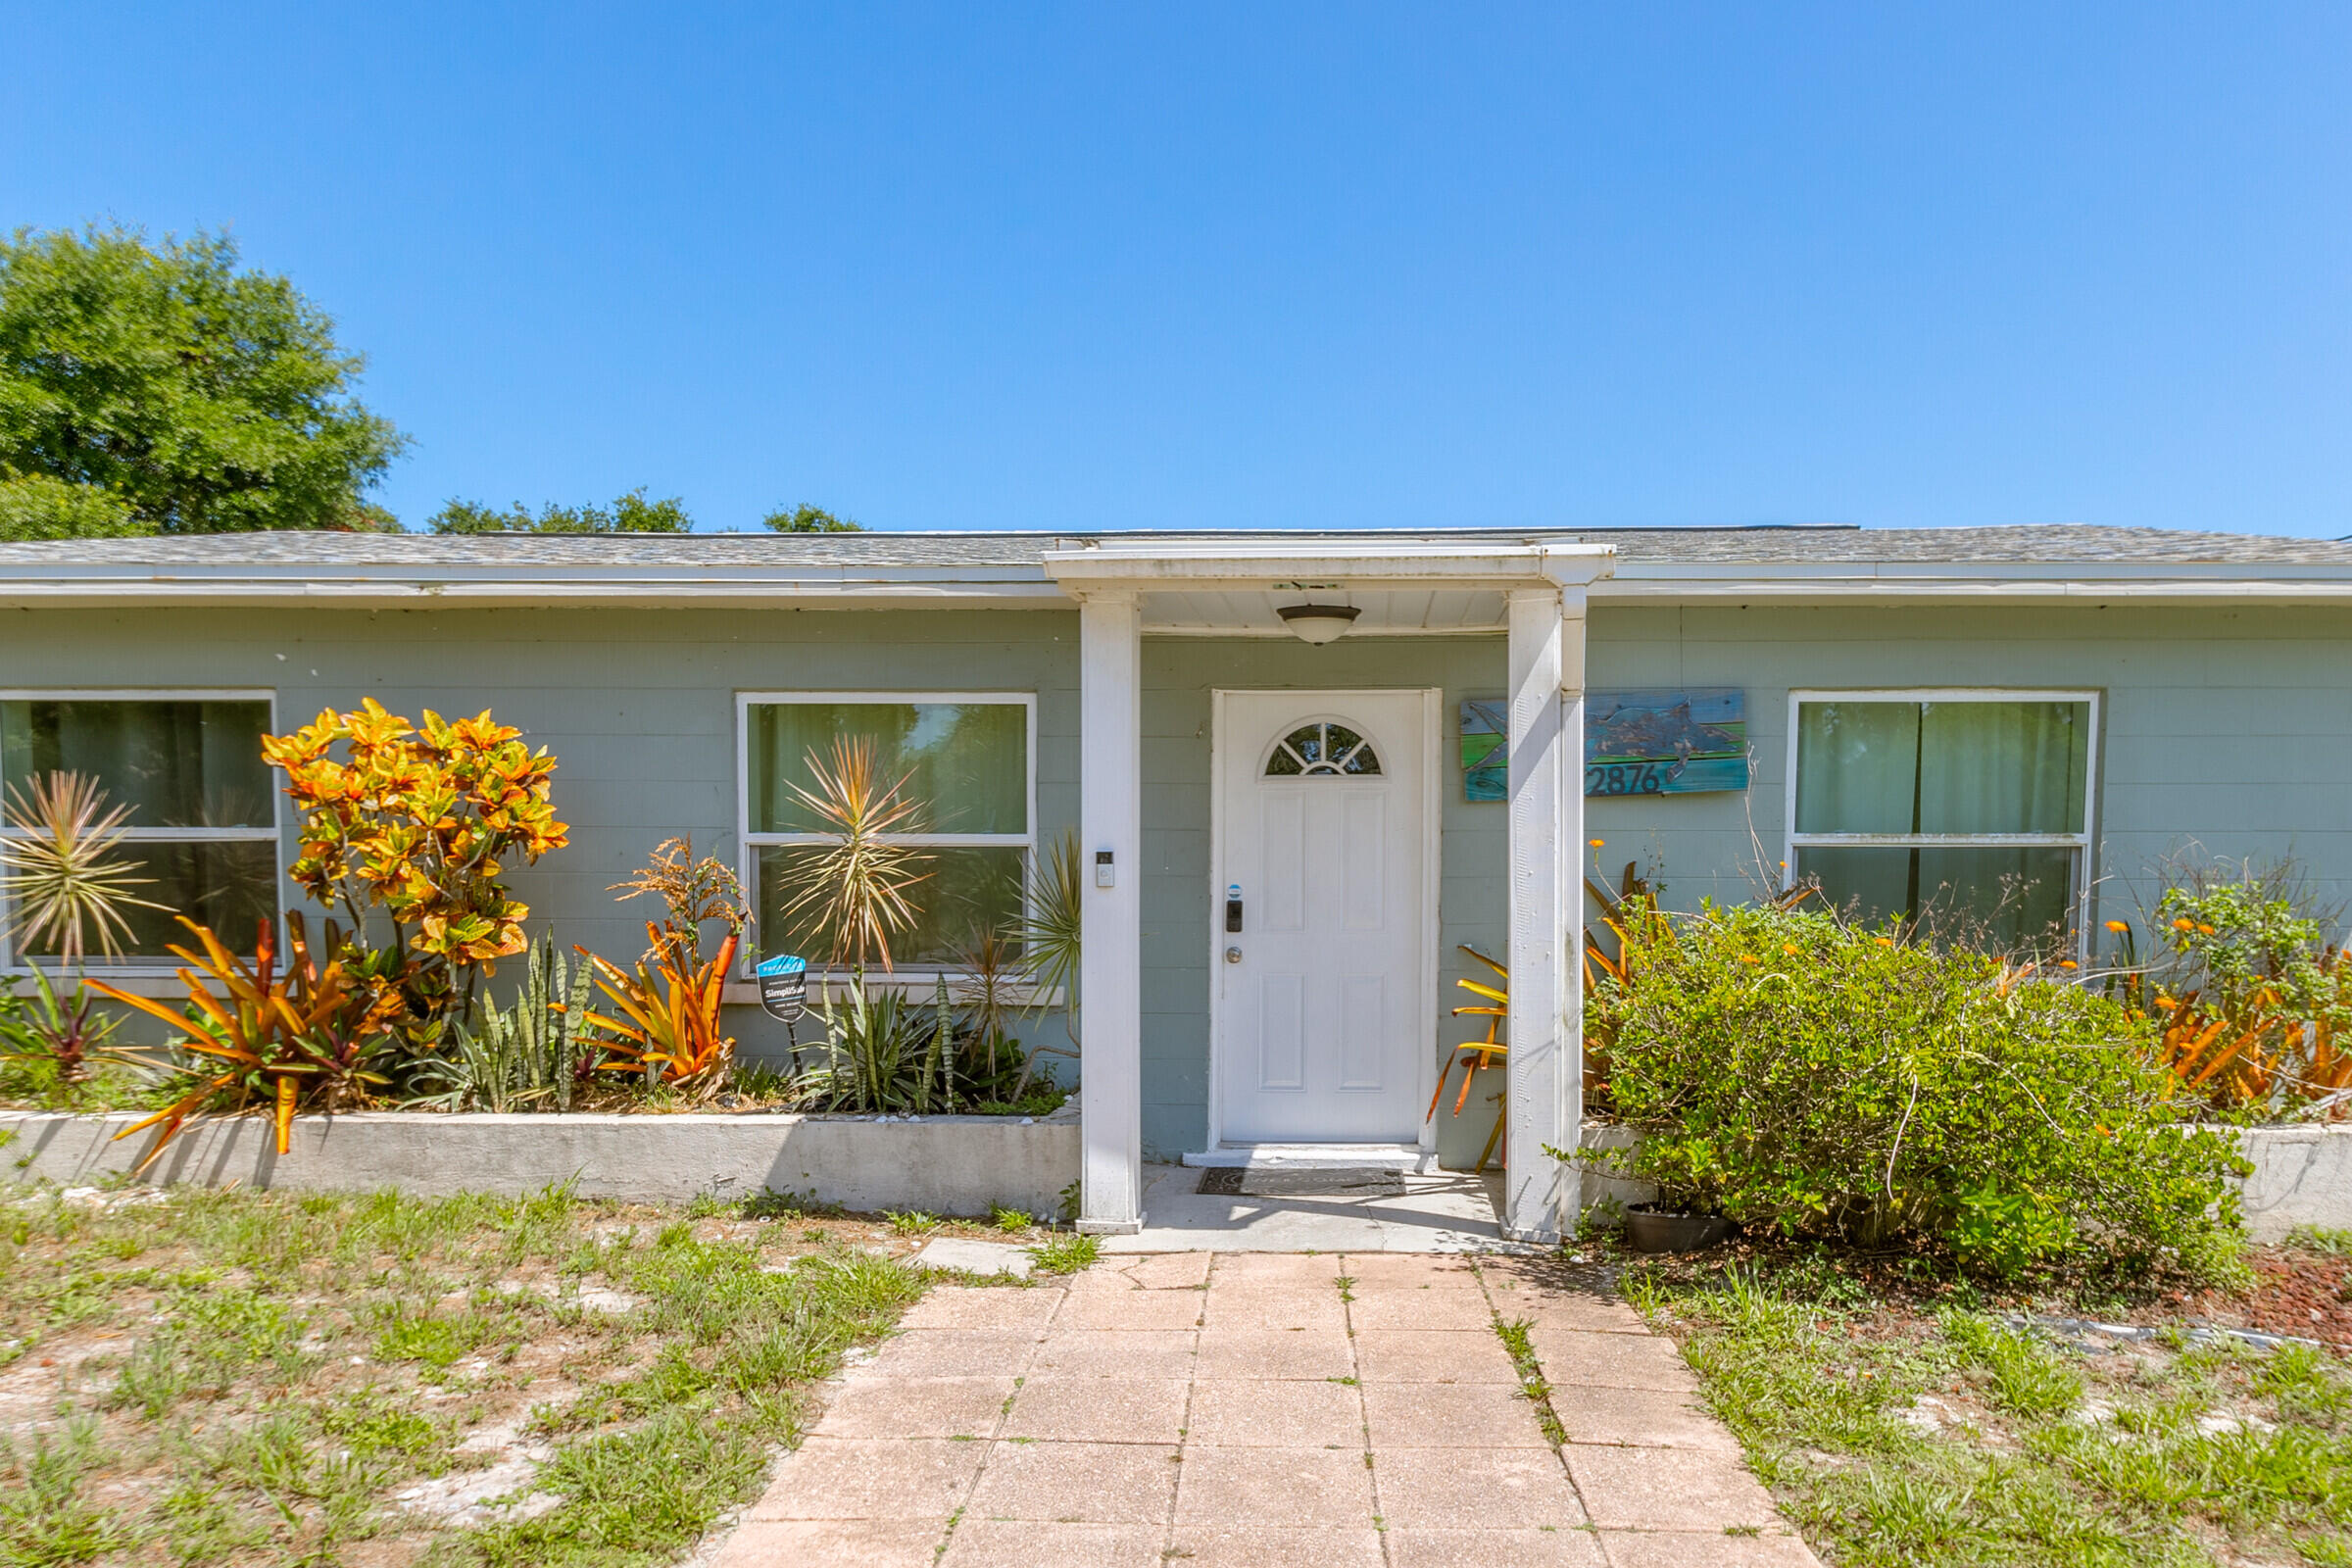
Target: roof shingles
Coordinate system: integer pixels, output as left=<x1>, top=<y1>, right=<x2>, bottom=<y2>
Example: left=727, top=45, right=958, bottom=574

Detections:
left=2, top=524, right=2350, bottom=571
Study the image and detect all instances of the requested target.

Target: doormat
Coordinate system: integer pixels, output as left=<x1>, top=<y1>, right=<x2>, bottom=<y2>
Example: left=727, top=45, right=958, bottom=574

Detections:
left=1197, top=1166, right=1407, bottom=1198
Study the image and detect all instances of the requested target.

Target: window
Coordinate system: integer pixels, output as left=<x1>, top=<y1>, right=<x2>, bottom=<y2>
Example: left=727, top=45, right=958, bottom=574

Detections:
left=0, top=695, right=280, bottom=964
left=740, top=694, right=1034, bottom=970
left=1264, top=721, right=1383, bottom=777
left=1788, top=692, right=2096, bottom=952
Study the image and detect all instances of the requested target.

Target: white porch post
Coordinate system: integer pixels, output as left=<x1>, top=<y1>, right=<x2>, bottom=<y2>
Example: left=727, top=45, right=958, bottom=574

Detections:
left=1076, top=590, right=1145, bottom=1234
left=1502, top=585, right=1588, bottom=1243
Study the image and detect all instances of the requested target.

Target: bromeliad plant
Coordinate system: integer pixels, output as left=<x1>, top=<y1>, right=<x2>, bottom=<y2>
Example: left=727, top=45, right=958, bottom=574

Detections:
left=582, top=923, right=741, bottom=1092
left=92, top=914, right=403, bottom=1166
left=263, top=700, right=568, bottom=1044
left=575, top=838, right=756, bottom=1094
left=0, top=964, right=143, bottom=1096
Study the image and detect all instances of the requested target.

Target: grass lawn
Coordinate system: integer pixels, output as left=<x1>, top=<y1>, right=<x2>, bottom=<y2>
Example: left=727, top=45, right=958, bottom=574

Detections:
left=0, top=1180, right=1028, bottom=1567
left=1624, top=1233, right=2352, bottom=1567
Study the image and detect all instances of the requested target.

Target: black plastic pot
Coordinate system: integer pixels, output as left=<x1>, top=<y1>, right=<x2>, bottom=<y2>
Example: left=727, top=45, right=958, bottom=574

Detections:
left=1623, top=1202, right=1735, bottom=1253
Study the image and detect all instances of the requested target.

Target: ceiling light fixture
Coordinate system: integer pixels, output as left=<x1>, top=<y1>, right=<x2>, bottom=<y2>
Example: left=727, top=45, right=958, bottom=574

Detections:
left=1276, top=603, right=1361, bottom=645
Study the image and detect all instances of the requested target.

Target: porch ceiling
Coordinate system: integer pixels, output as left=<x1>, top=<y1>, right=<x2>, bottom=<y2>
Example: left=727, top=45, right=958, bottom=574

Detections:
left=1041, top=540, right=1616, bottom=634
left=1137, top=584, right=1511, bottom=635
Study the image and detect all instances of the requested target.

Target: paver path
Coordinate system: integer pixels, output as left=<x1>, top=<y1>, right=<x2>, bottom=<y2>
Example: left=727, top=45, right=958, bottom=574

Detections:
left=718, top=1251, right=1818, bottom=1567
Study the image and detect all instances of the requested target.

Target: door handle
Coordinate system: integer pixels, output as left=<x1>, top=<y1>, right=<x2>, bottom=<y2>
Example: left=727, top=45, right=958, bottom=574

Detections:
left=1225, top=946, right=1243, bottom=964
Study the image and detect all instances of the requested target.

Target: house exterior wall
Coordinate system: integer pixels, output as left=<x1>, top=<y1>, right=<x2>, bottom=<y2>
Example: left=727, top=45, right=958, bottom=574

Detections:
left=1585, top=603, right=2352, bottom=930
left=0, top=605, right=1083, bottom=1059
left=6, top=598, right=2349, bottom=1165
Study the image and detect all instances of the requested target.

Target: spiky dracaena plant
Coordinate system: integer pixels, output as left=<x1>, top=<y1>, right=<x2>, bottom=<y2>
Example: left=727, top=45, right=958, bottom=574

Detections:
left=774, top=736, right=932, bottom=972
left=1012, top=828, right=1084, bottom=1093
left=955, top=924, right=1025, bottom=1088
left=0, top=771, right=166, bottom=964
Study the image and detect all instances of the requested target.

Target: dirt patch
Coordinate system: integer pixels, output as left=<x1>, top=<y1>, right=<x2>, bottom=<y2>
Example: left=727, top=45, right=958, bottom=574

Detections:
left=2180, top=1248, right=2352, bottom=1347
left=0, top=1184, right=980, bottom=1565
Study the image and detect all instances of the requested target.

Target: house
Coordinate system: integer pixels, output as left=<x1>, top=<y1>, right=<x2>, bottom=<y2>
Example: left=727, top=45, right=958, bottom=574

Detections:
left=6, top=524, right=2351, bottom=1242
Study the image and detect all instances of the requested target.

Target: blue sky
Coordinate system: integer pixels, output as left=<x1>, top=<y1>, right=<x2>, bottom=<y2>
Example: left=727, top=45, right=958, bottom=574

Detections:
left=6, top=4, right=2347, bottom=536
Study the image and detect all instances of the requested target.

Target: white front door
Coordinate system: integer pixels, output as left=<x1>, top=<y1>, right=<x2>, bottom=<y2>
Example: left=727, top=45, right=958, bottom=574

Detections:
left=1213, top=690, right=1433, bottom=1145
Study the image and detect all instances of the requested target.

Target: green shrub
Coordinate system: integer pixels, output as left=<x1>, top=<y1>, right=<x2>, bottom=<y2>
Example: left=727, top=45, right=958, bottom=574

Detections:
left=1586, top=899, right=2248, bottom=1278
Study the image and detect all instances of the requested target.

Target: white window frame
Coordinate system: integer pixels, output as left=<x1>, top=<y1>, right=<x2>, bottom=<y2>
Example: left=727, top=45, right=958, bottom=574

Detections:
left=0, top=687, right=284, bottom=979
left=1783, top=688, right=2101, bottom=956
left=735, top=691, right=1038, bottom=982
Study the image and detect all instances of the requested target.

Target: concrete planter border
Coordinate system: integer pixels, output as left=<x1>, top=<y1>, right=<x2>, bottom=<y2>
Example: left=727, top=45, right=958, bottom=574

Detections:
left=0, top=1105, right=1081, bottom=1220
left=1571, top=1121, right=2352, bottom=1244
left=10, top=1109, right=2339, bottom=1242
left=2233, top=1124, right=2352, bottom=1243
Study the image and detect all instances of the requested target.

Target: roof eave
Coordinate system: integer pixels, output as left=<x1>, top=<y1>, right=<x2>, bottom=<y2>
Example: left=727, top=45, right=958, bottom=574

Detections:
left=1596, top=560, right=2352, bottom=601
left=7, top=552, right=2352, bottom=609
left=0, top=563, right=1072, bottom=611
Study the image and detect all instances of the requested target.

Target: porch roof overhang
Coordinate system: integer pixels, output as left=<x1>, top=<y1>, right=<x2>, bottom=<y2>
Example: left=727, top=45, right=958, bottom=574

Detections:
left=1040, top=539, right=1617, bottom=635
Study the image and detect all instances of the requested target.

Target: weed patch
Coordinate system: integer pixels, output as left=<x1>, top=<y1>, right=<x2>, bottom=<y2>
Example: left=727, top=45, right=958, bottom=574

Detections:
left=1029, top=1233, right=1099, bottom=1275
left=1493, top=1318, right=1568, bottom=1446
left=0, top=1181, right=929, bottom=1566
left=1628, top=1250, right=2352, bottom=1565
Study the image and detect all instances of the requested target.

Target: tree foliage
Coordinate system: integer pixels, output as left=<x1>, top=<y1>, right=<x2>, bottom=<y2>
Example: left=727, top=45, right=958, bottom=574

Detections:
left=428, top=488, right=692, bottom=534
left=761, top=503, right=861, bottom=533
left=0, top=225, right=404, bottom=538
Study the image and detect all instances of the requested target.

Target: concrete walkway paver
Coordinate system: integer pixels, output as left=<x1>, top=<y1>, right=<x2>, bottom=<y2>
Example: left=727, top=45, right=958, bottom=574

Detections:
left=718, top=1250, right=1819, bottom=1568
left=1102, top=1164, right=1521, bottom=1252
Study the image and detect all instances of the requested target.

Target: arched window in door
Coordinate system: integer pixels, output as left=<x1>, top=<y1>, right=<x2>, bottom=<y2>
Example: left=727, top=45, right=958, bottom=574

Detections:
left=1263, top=721, right=1383, bottom=777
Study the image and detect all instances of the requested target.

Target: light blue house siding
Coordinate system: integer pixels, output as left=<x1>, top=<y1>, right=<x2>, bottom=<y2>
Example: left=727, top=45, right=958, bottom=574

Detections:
left=1584, top=603, right=2352, bottom=929
left=0, top=606, right=1081, bottom=1059
left=7, top=599, right=2349, bottom=1161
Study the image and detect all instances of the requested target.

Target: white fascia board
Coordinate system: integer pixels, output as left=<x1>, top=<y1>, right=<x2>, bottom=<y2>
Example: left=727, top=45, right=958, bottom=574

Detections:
left=1041, top=541, right=1617, bottom=592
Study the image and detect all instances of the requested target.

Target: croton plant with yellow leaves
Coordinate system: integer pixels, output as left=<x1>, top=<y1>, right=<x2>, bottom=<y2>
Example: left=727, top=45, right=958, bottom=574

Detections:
left=262, top=699, right=570, bottom=1044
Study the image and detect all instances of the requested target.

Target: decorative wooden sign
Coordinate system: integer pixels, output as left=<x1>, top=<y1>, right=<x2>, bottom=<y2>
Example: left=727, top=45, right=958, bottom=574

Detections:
left=1459, top=690, right=1749, bottom=802
left=1585, top=689, right=1747, bottom=796
left=1459, top=699, right=1508, bottom=802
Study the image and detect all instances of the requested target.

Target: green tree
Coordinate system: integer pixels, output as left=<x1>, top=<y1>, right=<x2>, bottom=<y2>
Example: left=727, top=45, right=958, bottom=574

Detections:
left=761, top=503, right=861, bottom=533
left=0, top=225, right=405, bottom=538
left=428, top=488, right=692, bottom=534
left=0, top=472, right=142, bottom=539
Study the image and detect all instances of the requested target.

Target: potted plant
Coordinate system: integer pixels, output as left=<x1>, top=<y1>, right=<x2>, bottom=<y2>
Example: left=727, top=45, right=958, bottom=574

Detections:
left=1621, top=1195, right=1735, bottom=1253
